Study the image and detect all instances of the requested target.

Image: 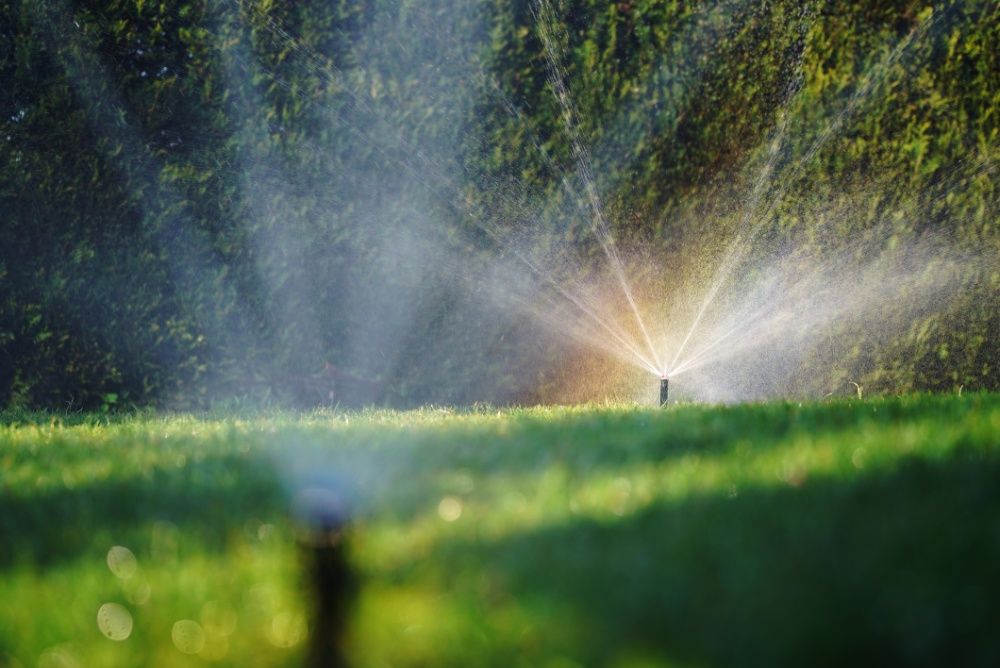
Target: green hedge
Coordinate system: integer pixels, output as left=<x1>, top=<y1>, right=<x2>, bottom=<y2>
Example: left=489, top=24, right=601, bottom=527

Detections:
left=0, top=0, right=997, bottom=408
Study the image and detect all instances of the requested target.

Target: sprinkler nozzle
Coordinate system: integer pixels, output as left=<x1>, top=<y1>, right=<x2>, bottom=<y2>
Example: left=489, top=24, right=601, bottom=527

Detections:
left=660, top=376, right=669, bottom=407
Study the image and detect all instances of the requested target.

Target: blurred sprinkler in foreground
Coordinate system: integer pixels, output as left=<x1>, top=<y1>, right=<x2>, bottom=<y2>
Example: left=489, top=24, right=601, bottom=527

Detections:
left=660, top=376, right=669, bottom=407
left=293, top=485, right=357, bottom=668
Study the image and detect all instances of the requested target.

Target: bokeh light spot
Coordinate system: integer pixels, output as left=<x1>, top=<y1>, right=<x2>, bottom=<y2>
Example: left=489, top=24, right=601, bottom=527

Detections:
left=268, top=611, right=307, bottom=648
left=38, top=645, right=81, bottom=668
left=438, top=496, right=463, bottom=522
left=172, top=620, right=206, bottom=654
left=96, top=603, right=133, bottom=641
left=106, top=546, right=137, bottom=579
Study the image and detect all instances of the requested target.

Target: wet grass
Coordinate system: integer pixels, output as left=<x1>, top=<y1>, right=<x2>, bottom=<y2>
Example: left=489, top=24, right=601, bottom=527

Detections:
left=1, top=393, right=998, bottom=666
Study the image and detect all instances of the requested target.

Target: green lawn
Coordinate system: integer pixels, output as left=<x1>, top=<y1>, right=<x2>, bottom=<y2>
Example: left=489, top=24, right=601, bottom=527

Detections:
left=2, top=394, right=999, bottom=667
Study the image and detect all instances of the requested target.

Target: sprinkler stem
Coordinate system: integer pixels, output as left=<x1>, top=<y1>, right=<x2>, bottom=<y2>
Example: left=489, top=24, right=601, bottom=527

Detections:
left=660, top=376, right=669, bottom=407
left=294, top=489, right=356, bottom=668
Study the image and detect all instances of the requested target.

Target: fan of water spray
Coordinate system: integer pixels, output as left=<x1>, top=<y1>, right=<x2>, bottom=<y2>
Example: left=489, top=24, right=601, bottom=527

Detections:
left=521, top=0, right=994, bottom=404
left=660, top=5, right=951, bottom=380
left=48, top=0, right=992, bottom=407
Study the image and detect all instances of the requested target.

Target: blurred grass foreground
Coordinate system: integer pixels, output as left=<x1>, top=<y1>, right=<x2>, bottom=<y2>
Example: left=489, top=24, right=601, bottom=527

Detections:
left=2, top=393, right=1000, bottom=667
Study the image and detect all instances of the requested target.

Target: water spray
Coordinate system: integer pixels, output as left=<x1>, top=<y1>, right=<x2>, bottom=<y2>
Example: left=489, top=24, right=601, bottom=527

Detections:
left=660, top=375, right=669, bottom=407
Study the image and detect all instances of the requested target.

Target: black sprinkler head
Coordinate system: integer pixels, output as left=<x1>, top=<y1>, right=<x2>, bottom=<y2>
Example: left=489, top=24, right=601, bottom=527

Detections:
left=660, top=376, right=669, bottom=407
left=293, top=487, right=356, bottom=668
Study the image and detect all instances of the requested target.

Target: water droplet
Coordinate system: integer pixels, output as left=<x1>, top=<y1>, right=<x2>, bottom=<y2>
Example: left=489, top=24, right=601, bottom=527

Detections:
left=97, top=603, right=133, bottom=641
left=172, top=620, right=206, bottom=654
left=437, top=496, right=463, bottom=522
left=106, top=546, right=137, bottom=579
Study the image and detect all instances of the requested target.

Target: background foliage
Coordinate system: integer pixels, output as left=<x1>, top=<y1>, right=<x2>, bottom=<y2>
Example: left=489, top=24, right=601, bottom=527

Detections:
left=0, top=0, right=997, bottom=409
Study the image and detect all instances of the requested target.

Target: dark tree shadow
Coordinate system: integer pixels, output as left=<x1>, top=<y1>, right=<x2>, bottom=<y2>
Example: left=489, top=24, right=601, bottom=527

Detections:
left=423, top=450, right=1000, bottom=667
left=0, top=451, right=287, bottom=570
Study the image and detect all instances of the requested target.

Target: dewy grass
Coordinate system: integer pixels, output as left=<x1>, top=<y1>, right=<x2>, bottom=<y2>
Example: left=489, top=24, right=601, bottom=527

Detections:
left=1, top=393, right=999, bottom=667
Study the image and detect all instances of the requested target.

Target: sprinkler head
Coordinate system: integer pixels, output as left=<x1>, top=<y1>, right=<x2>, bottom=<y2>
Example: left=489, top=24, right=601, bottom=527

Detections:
left=660, top=376, right=669, bottom=407
left=293, top=487, right=356, bottom=668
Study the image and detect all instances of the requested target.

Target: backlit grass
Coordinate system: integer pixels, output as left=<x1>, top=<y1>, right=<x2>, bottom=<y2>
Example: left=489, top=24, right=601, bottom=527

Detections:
left=2, top=393, right=999, bottom=666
